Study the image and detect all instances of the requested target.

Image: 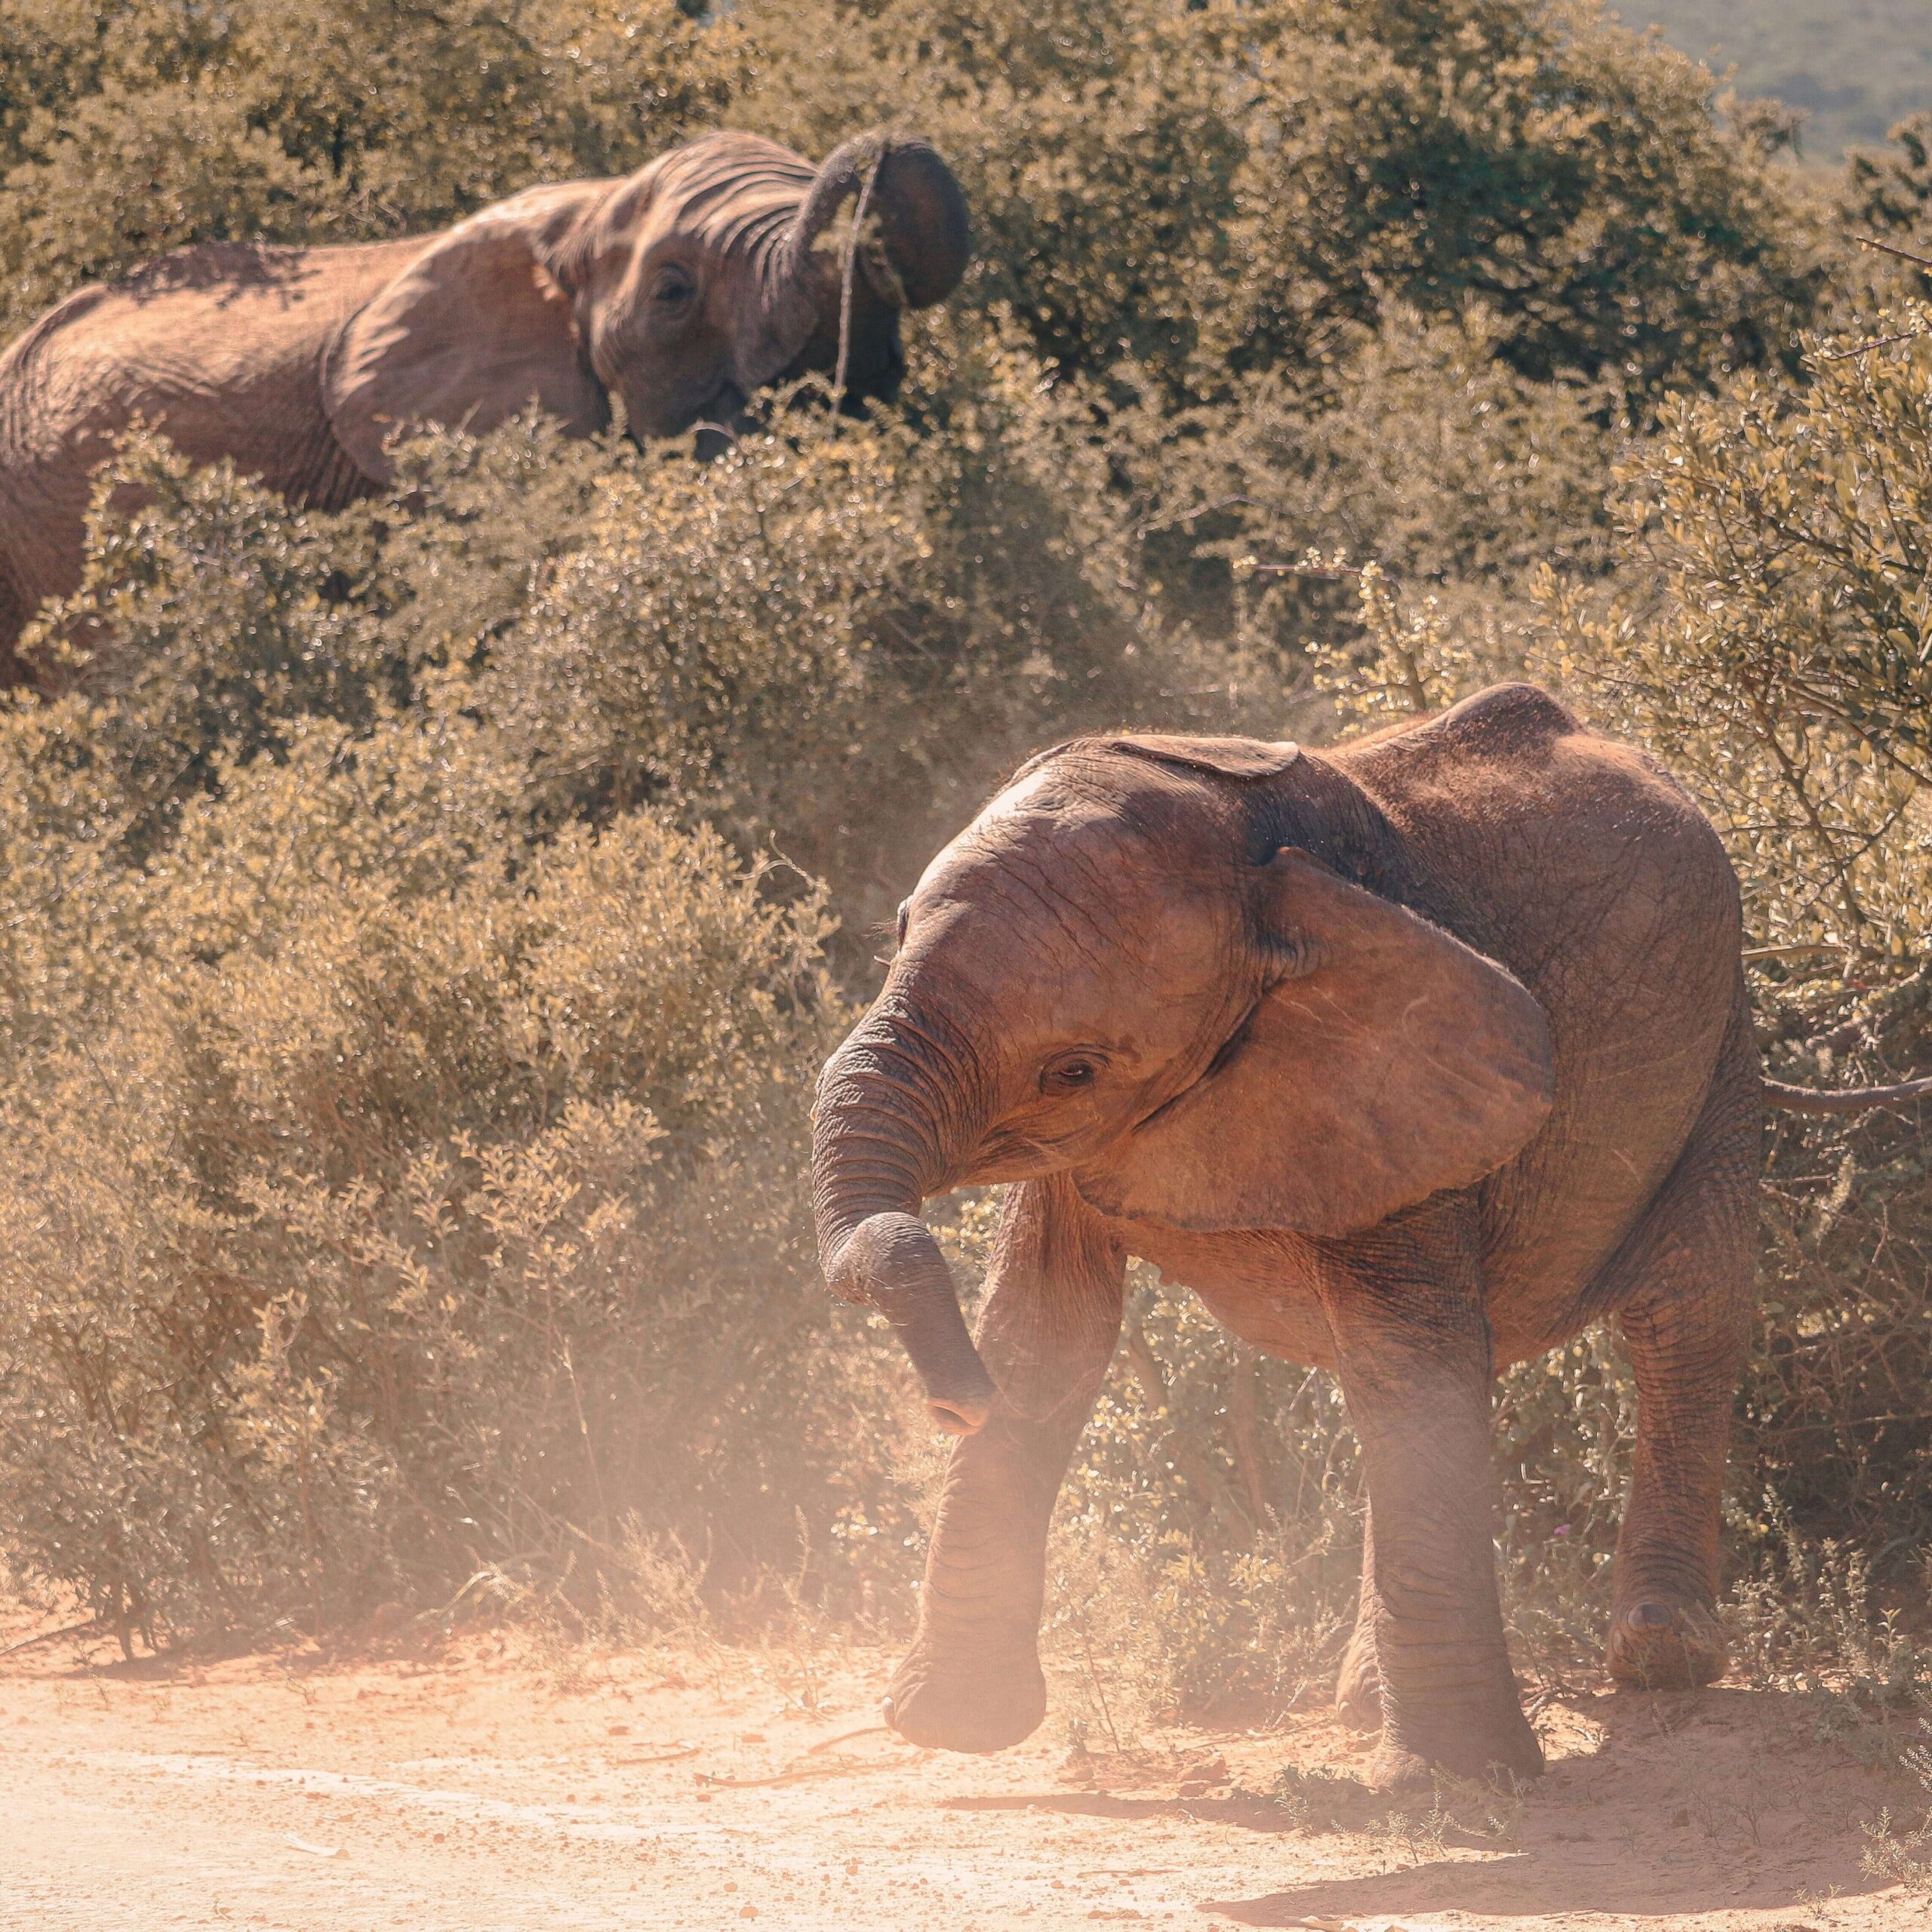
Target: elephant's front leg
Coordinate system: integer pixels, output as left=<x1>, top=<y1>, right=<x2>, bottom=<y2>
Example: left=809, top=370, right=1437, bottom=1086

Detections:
left=884, top=1174, right=1124, bottom=1752
left=1320, top=1204, right=1542, bottom=1788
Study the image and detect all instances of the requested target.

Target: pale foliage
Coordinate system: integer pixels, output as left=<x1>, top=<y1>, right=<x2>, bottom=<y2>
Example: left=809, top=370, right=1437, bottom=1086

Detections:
left=1536, top=308, right=1932, bottom=958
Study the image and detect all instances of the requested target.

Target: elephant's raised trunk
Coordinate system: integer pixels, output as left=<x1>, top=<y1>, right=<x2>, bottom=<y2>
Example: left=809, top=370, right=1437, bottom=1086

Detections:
left=813, top=1014, right=996, bottom=1436
left=779, top=132, right=971, bottom=317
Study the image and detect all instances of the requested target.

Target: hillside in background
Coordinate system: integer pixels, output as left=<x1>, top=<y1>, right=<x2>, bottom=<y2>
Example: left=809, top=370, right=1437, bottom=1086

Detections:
left=1644, top=0, right=1932, bottom=158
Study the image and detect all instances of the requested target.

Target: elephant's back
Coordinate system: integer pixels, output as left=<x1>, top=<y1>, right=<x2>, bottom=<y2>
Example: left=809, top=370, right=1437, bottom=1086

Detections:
left=1337, top=684, right=1748, bottom=1358
left=0, top=237, right=424, bottom=589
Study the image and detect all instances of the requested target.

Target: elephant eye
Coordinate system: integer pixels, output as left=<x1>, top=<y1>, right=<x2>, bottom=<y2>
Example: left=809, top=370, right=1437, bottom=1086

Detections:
left=1041, top=1054, right=1103, bottom=1096
left=651, top=266, right=697, bottom=307
left=874, top=899, right=912, bottom=967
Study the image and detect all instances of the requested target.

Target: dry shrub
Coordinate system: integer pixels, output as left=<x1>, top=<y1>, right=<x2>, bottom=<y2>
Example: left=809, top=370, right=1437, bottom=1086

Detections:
left=466, top=328, right=1180, bottom=934
left=0, top=0, right=1924, bottom=1705
left=0, top=790, right=885, bottom=1642
left=3, top=337, right=1925, bottom=1684
left=1040, top=1269, right=1362, bottom=1730
left=1535, top=308, right=1932, bottom=1587
left=0, top=334, right=1192, bottom=1644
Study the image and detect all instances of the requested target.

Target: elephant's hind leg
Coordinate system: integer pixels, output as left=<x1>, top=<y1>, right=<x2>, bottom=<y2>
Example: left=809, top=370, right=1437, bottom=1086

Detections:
left=1601, top=1006, right=1758, bottom=1691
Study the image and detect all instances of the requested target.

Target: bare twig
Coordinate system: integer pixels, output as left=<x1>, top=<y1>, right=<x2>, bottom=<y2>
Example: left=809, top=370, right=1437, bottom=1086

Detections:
left=1245, top=559, right=1363, bottom=580
left=805, top=1724, right=889, bottom=1755
left=1855, top=233, right=1932, bottom=273
left=1816, top=328, right=1930, bottom=364
left=0, top=1618, right=104, bottom=1659
left=1071, top=1602, right=1124, bottom=1754
left=561, top=1343, right=611, bottom=1546
left=1764, top=1073, right=1932, bottom=1115
left=1226, top=1349, right=1272, bottom=1532
left=1243, top=557, right=1407, bottom=596
left=620, top=1743, right=700, bottom=1766
left=834, top=143, right=886, bottom=414
left=1133, top=494, right=1260, bottom=539
left=695, top=1755, right=891, bottom=1790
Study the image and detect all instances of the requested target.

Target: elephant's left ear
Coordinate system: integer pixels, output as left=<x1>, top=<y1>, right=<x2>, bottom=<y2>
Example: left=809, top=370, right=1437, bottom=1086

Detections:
left=1085, top=848, right=1555, bottom=1237
left=326, top=184, right=609, bottom=483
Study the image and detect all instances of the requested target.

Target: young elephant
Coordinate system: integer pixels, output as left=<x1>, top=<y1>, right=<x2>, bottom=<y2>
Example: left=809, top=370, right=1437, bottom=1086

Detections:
left=811, top=682, right=1927, bottom=1787
left=0, top=128, right=968, bottom=674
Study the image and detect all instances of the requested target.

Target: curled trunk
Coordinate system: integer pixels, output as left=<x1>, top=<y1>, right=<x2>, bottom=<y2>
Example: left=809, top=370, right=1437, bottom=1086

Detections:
left=783, top=133, right=971, bottom=311
left=754, top=131, right=971, bottom=389
left=813, top=1014, right=995, bottom=1435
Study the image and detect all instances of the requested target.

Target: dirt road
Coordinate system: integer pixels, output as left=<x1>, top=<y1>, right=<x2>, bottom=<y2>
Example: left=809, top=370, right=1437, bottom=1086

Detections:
left=1, top=1607, right=1925, bottom=1932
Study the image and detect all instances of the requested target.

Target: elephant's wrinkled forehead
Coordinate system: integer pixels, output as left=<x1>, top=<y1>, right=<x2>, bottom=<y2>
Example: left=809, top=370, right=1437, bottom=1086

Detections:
left=973, top=754, right=1239, bottom=869
left=906, top=762, right=1237, bottom=1000
left=605, top=133, right=817, bottom=259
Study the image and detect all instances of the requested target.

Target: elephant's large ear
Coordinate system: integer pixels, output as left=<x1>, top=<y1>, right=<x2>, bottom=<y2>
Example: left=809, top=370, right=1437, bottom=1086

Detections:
left=1087, top=848, right=1554, bottom=1237
left=326, top=184, right=608, bottom=483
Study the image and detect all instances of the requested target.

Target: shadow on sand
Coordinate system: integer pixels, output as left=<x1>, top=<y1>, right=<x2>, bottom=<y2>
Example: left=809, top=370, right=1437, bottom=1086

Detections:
left=1201, top=1686, right=1905, bottom=1924
left=970, top=1684, right=1911, bottom=1927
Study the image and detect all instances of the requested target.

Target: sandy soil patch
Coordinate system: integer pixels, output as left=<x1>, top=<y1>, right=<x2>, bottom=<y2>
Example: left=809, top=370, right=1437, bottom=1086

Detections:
left=1, top=1600, right=1925, bottom=1931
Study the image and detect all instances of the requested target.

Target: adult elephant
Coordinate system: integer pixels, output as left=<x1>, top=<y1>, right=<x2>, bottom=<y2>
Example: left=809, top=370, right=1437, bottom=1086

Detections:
left=0, top=129, right=968, bottom=677
left=811, top=682, right=1932, bottom=1787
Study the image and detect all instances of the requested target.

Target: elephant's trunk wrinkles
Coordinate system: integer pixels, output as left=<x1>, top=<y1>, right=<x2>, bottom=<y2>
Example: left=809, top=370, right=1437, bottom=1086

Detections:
left=813, top=1015, right=996, bottom=1437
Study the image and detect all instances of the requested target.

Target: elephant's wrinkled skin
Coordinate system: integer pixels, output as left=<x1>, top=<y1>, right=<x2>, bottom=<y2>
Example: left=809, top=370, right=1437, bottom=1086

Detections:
left=0, top=128, right=968, bottom=677
left=813, top=683, right=1770, bottom=1787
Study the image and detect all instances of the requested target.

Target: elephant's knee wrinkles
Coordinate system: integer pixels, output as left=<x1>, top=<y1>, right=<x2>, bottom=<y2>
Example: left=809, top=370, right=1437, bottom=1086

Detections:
left=1374, top=1558, right=1478, bottom=1620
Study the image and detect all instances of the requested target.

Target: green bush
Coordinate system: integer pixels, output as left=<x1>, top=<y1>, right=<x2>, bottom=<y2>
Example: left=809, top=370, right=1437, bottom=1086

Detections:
left=0, top=0, right=746, bottom=336
left=743, top=0, right=1824, bottom=410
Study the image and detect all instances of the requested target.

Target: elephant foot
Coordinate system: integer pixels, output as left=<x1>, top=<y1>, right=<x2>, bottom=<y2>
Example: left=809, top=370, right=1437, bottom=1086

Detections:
left=883, top=1642, right=1046, bottom=1754
left=1368, top=1698, right=1544, bottom=1790
left=1336, top=1625, right=1382, bottom=1733
left=1605, top=1597, right=1727, bottom=1691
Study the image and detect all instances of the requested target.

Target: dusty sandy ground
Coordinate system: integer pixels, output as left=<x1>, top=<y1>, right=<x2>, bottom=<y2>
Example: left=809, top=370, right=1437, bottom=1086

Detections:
left=2, top=1598, right=1927, bottom=1932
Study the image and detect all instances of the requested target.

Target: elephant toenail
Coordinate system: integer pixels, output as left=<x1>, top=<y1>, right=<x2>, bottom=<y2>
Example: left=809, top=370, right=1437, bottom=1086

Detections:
left=1629, top=1601, right=1673, bottom=1629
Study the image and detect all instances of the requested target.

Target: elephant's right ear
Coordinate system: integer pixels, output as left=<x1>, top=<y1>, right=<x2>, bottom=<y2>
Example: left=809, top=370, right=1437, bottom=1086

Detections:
left=326, top=184, right=609, bottom=483
left=1084, top=848, right=1555, bottom=1237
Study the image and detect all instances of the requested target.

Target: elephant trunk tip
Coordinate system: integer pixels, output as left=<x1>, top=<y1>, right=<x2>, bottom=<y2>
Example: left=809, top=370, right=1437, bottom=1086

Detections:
left=820, top=1207, right=997, bottom=1436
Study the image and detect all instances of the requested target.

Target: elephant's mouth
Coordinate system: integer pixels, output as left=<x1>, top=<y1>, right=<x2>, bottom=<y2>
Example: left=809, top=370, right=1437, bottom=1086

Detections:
left=703, top=316, right=904, bottom=457
left=691, top=380, right=753, bottom=460
left=827, top=325, right=907, bottom=413
left=960, top=1126, right=1056, bottom=1183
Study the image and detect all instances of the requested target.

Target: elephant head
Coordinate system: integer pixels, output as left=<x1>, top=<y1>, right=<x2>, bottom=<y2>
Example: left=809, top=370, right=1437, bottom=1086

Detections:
left=812, top=735, right=1555, bottom=1432
left=325, top=130, right=969, bottom=479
